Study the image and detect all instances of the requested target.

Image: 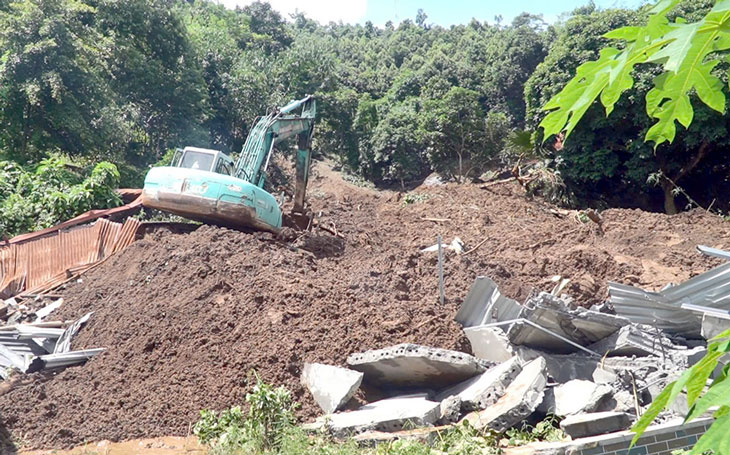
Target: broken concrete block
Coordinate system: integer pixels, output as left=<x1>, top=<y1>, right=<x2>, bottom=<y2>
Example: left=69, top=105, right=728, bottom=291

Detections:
left=463, top=326, right=515, bottom=362
left=592, top=366, right=618, bottom=385
left=559, top=411, right=631, bottom=439
left=455, top=276, right=521, bottom=327
left=352, top=426, right=445, bottom=445
left=507, top=293, right=629, bottom=354
left=316, top=394, right=440, bottom=436
left=702, top=314, right=730, bottom=340
left=539, top=380, right=612, bottom=416
left=301, top=363, right=363, bottom=414
left=436, top=356, right=522, bottom=411
left=462, top=357, right=547, bottom=432
left=587, top=324, right=673, bottom=357
left=438, top=395, right=462, bottom=424
left=518, top=348, right=599, bottom=383
left=347, top=344, right=491, bottom=388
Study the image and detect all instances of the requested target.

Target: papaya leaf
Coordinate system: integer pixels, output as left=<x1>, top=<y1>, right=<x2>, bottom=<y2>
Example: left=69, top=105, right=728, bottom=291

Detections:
left=631, top=382, right=673, bottom=446
left=691, top=413, right=730, bottom=454
left=708, top=327, right=730, bottom=343
left=540, top=0, right=730, bottom=148
left=540, top=0, right=675, bottom=141
left=686, top=373, right=730, bottom=422
left=683, top=348, right=725, bottom=407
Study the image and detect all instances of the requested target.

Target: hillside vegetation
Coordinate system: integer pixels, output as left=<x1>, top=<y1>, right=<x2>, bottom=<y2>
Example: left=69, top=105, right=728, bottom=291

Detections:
left=0, top=0, right=726, bottom=238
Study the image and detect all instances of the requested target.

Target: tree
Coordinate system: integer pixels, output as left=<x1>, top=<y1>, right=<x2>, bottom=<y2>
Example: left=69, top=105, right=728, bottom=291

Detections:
left=526, top=2, right=726, bottom=214
left=533, top=1, right=730, bottom=451
left=539, top=0, right=723, bottom=147
left=242, top=1, right=292, bottom=54
left=0, top=0, right=125, bottom=161
left=416, top=9, right=428, bottom=29
left=423, top=87, right=487, bottom=180
left=361, top=99, right=428, bottom=185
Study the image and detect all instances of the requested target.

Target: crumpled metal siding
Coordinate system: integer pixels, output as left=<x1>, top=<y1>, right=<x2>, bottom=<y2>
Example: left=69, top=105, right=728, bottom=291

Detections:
left=609, top=261, right=730, bottom=338
left=455, top=276, right=522, bottom=327
left=0, top=217, right=140, bottom=298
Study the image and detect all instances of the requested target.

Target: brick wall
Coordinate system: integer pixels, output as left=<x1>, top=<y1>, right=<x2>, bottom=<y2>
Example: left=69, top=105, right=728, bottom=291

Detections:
left=517, top=417, right=713, bottom=455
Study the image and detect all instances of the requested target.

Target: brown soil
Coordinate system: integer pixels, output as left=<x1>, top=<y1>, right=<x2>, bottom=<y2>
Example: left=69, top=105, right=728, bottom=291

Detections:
left=2, top=161, right=729, bottom=450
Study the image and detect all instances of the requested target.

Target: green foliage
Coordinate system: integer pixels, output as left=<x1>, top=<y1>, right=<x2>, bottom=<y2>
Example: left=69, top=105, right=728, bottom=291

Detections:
left=540, top=0, right=730, bottom=148
left=505, top=416, right=565, bottom=446
left=423, top=87, right=487, bottom=180
left=194, top=374, right=298, bottom=454
left=631, top=328, right=730, bottom=454
left=0, top=156, right=121, bottom=238
left=402, top=193, right=430, bottom=205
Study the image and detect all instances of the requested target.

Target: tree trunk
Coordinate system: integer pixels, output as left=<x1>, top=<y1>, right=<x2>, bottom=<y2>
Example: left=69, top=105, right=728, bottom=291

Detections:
left=656, top=142, right=709, bottom=215
left=457, top=151, right=463, bottom=183
left=662, top=181, right=678, bottom=215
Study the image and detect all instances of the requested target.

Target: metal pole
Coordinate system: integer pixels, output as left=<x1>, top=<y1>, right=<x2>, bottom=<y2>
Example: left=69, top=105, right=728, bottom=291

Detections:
left=438, top=235, right=445, bottom=305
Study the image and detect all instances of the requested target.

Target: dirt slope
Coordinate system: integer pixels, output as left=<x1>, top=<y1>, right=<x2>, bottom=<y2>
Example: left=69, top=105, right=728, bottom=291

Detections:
left=2, top=161, right=728, bottom=449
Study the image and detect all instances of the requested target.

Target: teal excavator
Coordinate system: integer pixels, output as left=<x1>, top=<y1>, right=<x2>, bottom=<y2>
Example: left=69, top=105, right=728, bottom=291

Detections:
left=141, top=95, right=316, bottom=233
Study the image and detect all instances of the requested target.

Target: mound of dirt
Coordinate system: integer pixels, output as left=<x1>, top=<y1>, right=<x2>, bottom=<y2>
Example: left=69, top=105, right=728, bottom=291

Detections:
left=2, top=161, right=729, bottom=449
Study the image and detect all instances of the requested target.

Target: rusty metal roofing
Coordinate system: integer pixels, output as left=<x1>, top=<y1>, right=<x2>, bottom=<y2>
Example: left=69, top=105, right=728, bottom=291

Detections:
left=0, top=217, right=140, bottom=299
left=8, top=197, right=142, bottom=245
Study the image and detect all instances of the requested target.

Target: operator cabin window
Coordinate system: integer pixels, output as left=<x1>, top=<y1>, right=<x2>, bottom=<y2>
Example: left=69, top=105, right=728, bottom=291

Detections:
left=181, top=151, right=215, bottom=171
left=215, top=159, right=233, bottom=176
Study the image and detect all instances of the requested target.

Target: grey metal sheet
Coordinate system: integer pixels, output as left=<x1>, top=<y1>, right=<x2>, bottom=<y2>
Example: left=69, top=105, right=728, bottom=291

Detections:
left=697, top=245, right=730, bottom=261
left=455, top=276, right=521, bottom=327
left=609, top=261, right=730, bottom=337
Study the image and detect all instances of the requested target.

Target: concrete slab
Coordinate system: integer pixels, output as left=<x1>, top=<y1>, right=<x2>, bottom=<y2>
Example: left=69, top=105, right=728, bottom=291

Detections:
left=539, top=380, right=612, bottom=416
left=301, top=363, right=363, bottom=414
left=347, top=343, right=491, bottom=388
left=587, top=324, right=672, bottom=357
left=507, top=293, right=629, bottom=354
left=464, top=326, right=515, bottom=362
left=702, top=314, right=730, bottom=340
left=352, top=426, right=446, bottom=445
left=436, top=356, right=522, bottom=411
left=316, top=394, right=440, bottom=436
left=559, top=411, right=631, bottom=439
left=462, top=357, right=547, bottom=432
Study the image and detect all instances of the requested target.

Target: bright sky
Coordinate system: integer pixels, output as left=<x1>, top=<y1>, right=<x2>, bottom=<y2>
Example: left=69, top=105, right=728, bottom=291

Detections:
left=219, top=0, right=648, bottom=26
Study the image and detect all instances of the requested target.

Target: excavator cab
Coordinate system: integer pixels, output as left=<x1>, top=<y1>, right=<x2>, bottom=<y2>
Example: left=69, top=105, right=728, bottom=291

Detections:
left=171, top=147, right=235, bottom=176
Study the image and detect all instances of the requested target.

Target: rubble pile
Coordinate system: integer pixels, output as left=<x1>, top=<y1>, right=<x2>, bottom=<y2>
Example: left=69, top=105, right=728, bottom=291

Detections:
left=301, top=250, right=730, bottom=442
left=3, top=165, right=730, bottom=450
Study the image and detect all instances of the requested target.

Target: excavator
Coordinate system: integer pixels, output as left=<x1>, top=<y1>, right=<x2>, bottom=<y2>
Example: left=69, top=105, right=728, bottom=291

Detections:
left=141, top=95, right=316, bottom=233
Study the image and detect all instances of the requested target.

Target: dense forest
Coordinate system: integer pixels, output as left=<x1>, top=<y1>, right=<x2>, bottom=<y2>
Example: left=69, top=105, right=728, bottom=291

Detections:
left=0, top=0, right=726, bottom=237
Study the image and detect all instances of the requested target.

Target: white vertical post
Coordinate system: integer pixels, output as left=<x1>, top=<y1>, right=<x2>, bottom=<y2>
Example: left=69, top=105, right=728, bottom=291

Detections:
left=437, top=235, right=445, bottom=305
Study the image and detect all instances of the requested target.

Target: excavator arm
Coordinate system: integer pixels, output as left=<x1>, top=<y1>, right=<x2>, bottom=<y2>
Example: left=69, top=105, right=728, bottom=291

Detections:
left=235, top=95, right=316, bottom=213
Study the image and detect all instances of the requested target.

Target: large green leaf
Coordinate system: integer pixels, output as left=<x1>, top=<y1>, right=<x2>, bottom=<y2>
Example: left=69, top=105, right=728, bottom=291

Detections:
left=540, top=0, right=730, bottom=148
left=691, top=413, right=730, bottom=454
left=631, top=383, right=674, bottom=446
left=686, top=373, right=730, bottom=421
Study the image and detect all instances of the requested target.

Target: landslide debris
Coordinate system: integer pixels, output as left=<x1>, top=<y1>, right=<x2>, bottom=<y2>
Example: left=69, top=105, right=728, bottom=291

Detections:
left=1, top=162, right=727, bottom=449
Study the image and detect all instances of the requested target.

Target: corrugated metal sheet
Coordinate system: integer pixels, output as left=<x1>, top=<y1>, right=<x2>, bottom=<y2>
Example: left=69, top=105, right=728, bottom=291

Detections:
left=609, top=261, right=730, bottom=338
left=8, top=197, right=142, bottom=245
left=455, top=276, right=522, bottom=327
left=0, top=217, right=140, bottom=298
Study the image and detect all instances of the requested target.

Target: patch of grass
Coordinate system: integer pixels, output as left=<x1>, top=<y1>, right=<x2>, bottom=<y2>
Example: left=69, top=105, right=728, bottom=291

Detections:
left=194, top=373, right=298, bottom=454
left=195, top=378, right=512, bottom=455
left=342, top=173, right=376, bottom=189
left=402, top=193, right=430, bottom=205
left=504, top=416, right=565, bottom=446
